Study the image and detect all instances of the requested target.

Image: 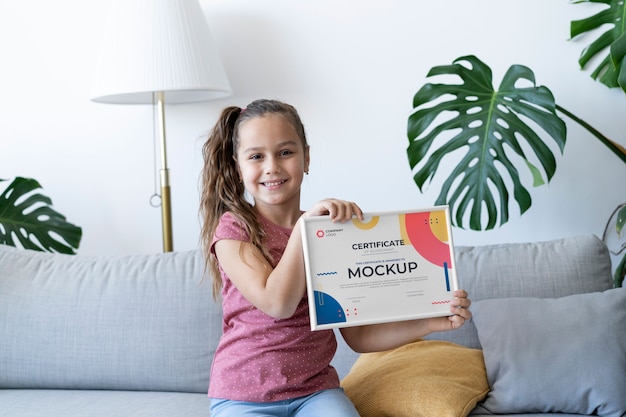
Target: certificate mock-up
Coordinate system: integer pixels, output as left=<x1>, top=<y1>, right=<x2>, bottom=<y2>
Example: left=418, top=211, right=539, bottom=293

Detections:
left=301, top=206, right=457, bottom=331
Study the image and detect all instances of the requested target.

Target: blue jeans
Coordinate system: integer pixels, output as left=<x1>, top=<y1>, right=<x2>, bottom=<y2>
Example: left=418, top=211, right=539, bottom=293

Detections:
left=210, top=388, right=360, bottom=417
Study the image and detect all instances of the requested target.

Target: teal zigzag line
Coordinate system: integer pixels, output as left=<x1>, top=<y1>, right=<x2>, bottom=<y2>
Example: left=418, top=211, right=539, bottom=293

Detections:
left=316, top=271, right=337, bottom=276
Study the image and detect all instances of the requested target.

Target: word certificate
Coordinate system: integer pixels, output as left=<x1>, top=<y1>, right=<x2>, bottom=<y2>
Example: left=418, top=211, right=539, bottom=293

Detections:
left=301, top=207, right=458, bottom=330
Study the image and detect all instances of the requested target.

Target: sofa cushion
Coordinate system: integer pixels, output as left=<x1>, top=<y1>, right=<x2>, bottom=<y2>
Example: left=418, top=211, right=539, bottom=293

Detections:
left=472, top=288, right=626, bottom=416
left=0, top=389, right=210, bottom=417
left=0, top=245, right=221, bottom=393
left=426, top=235, right=613, bottom=349
left=341, top=339, right=490, bottom=417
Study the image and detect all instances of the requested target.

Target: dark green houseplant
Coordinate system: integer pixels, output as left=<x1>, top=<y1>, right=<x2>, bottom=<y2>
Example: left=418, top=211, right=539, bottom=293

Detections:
left=406, top=1, right=626, bottom=287
left=0, top=177, right=82, bottom=254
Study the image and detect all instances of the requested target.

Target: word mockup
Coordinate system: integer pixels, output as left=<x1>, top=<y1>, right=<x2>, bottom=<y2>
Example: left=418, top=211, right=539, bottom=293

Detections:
left=301, top=207, right=458, bottom=330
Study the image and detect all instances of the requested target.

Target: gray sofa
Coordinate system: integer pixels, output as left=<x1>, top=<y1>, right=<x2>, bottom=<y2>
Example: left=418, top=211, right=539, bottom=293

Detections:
left=1, top=235, right=624, bottom=417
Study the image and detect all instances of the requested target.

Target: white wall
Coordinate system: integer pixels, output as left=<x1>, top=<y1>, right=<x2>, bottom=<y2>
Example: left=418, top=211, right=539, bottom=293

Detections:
left=1, top=0, right=624, bottom=256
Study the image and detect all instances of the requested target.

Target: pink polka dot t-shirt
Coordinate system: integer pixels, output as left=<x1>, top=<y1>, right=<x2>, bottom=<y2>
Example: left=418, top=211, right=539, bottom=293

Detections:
left=208, top=212, right=340, bottom=402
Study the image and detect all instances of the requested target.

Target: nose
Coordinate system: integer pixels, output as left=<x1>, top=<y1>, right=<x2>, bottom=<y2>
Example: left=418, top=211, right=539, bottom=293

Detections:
left=265, top=156, right=280, bottom=174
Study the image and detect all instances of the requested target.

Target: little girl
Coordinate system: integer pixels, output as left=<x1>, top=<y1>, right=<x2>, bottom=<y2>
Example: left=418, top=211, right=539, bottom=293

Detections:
left=200, top=99, right=471, bottom=417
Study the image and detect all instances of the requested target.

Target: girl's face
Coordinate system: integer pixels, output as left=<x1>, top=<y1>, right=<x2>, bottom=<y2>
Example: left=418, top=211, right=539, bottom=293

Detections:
left=236, top=114, right=310, bottom=215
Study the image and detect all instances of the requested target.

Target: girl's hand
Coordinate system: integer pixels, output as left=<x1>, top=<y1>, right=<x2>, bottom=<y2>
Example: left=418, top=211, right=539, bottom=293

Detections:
left=340, top=290, right=472, bottom=353
left=303, top=198, right=363, bottom=222
left=428, top=290, right=472, bottom=332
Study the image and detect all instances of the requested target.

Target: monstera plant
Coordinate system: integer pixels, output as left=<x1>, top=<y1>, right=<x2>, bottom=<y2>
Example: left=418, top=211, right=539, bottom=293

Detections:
left=0, top=177, right=82, bottom=254
left=572, top=0, right=626, bottom=90
left=406, top=0, right=626, bottom=286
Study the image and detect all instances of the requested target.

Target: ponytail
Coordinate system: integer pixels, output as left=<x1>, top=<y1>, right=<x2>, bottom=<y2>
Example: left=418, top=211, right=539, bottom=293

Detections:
left=199, top=106, right=265, bottom=298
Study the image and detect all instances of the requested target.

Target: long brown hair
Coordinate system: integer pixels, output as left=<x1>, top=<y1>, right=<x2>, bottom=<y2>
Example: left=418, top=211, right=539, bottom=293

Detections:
left=199, top=99, right=308, bottom=298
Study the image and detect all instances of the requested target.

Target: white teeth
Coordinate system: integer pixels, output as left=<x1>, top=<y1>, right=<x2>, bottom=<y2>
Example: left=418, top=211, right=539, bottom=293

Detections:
left=264, top=180, right=284, bottom=187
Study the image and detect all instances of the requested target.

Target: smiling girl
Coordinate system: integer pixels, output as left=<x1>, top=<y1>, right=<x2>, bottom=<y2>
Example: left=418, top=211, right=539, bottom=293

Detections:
left=200, top=99, right=471, bottom=417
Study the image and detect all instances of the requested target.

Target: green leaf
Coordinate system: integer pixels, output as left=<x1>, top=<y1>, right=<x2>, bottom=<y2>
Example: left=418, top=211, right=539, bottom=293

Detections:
left=526, top=160, right=546, bottom=187
left=407, top=55, right=567, bottom=230
left=570, top=0, right=626, bottom=91
left=611, top=204, right=626, bottom=287
left=616, top=204, right=626, bottom=237
left=0, top=177, right=82, bottom=254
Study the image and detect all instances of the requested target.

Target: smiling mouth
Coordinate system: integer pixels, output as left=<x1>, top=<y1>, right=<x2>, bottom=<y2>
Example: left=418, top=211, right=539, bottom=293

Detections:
left=263, top=180, right=286, bottom=187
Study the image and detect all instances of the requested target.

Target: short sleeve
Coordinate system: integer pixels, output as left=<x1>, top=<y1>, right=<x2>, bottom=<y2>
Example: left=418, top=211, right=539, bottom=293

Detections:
left=210, top=212, right=250, bottom=255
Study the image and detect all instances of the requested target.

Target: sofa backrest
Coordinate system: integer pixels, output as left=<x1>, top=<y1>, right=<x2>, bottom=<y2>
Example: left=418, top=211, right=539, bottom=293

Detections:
left=1, top=235, right=614, bottom=390
left=0, top=245, right=221, bottom=393
left=424, top=234, right=614, bottom=349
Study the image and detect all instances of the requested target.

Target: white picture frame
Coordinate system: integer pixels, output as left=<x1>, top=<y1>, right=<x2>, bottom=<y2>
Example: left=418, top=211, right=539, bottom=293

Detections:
left=301, top=206, right=458, bottom=330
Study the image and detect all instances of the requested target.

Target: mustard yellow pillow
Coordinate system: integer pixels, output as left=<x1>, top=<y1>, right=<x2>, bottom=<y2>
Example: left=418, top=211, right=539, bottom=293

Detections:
left=341, top=339, right=489, bottom=417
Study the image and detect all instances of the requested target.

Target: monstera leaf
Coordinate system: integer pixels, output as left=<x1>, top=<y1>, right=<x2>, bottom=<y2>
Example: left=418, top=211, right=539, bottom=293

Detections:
left=603, top=202, right=626, bottom=287
left=613, top=203, right=626, bottom=287
left=407, top=55, right=567, bottom=230
left=570, top=0, right=626, bottom=91
left=616, top=204, right=626, bottom=238
left=0, top=177, right=82, bottom=253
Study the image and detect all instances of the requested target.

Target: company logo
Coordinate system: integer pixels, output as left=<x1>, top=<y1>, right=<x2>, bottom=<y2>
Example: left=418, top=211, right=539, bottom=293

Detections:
left=315, top=228, right=342, bottom=238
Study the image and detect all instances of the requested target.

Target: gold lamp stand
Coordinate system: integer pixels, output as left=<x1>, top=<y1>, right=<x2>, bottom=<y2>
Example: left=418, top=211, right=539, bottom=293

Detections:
left=156, top=91, right=173, bottom=252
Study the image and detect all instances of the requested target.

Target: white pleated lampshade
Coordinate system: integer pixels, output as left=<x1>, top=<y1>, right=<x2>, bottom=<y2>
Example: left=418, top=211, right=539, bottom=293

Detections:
left=91, top=0, right=231, bottom=104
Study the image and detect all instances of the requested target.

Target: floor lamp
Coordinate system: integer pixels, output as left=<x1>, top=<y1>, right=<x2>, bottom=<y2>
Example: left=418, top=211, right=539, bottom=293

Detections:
left=91, top=0, right=232, bottom=252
